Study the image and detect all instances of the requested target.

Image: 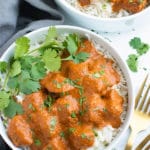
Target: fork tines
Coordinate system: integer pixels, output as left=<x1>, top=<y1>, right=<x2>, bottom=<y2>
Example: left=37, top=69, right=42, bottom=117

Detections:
left=135, top=74, right=150, bottom=114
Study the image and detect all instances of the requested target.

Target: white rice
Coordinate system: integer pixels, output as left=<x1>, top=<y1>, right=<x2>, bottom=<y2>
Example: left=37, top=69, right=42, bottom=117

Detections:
left=65, top=0, right=130, bottom=18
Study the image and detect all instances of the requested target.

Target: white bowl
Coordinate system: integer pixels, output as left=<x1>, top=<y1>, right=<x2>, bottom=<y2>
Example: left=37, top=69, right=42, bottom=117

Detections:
left=0, top=25, right=134, bottom=150
left=55, top=0, right=150, bottom=32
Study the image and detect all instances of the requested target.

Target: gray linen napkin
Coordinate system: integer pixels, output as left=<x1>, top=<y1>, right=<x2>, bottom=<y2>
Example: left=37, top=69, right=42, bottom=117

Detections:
left=0, top=0, right=64, bottom=149
left=0, top=0, right=64, bottom=56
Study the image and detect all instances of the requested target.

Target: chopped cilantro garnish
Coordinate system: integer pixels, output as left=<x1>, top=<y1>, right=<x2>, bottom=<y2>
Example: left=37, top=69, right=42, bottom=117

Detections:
left=71, top=112, right=77, bottom=118
left=93, top=129, right=98, bottom=137
left=68, top=127, right=76, bottom=133
left=81, top=133, right=87, bottom=139
left=79, top=109, right=87, bottom=116
left=50, top=117, right=56, bottom=131
left=65, top=103, right=70, bottom=108
left=79, top=97, right=86, bottom=105
left=44, top=96, right=54, bottom=108
left=34, top=139, right=41, bottom=146
left=102, top=107, right=108, bottom=112
left=60, top=131, right=65, bottom=138
left=28, top=104, right=36, bottom=111
left=93, top=70, right=105, bottom=78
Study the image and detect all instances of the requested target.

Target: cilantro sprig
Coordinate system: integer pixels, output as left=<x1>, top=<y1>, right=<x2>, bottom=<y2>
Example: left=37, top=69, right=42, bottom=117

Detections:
left=129, top=37, right=149, bottom=55
left=0, top=26, right=89, bottom=118
left=63, top=34, right=90, bottom=63
left=127, top=37, right=150, bottom=72
left=126, top=54, right=138, bottom=72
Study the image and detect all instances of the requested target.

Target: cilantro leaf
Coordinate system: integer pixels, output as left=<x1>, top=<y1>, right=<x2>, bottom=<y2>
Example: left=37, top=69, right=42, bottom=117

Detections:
left=0, top=91, right=10, bottom=110
left=20, top=56, right=38, bottom=70
left=0, top=61, right=8, bottom=73
left=129, top=37, right=142, bottom=50
left=3, top=99, right=23, bottom=118
left=30, top=62, right=46, bottom=80
left=7, top=77, right=18, bottom=89
left=64, top=34, right=80, bottom=55
left=137, top=43, right=149, bottom=55
left=10, top=61, right=21, bottom=77
left=43, top=49, right=61, bottom=71
left=8, top=71, right=40, bottom=94
left=19, top=71, right=40, bottom=94
left=44, top=26, right=57, bottom=44
left=126, top=54, right=138, bottom=72
left=73, top=52, right=89, bottom=63
left=20, top=79, right=40, bottom=94
left=63, top=34, right=89, bottom=63
left=14, top=36, right=30, bottom=59
left=64, top=52, right=89, bottom=63
left=129, top=37, right=150, bottom=55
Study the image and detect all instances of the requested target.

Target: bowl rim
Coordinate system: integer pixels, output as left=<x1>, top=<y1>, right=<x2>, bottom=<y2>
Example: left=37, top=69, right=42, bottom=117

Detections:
left=55, top=0, right=150, bottom=21
left=0, top=25, right=134, bottom=150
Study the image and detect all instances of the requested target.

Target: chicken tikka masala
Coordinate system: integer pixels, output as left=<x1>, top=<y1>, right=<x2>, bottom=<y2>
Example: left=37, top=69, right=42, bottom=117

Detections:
left=2, top=28, right=126, bottom=150
left=78, top=0, right=149, bottom=14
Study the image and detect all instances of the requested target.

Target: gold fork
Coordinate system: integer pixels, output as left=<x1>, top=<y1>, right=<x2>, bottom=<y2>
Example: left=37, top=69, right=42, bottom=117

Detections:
left=125, top=74, right=150, bottom=150
left=136, top=134, right=150, bottom=150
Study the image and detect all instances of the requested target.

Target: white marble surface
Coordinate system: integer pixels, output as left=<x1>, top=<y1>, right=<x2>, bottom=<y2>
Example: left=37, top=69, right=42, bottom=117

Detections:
left=62, top=10, right=150, bottom=150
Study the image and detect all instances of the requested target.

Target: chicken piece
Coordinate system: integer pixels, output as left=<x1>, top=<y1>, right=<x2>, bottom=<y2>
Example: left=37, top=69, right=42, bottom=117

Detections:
left=88, top=55, right=120, bottom=87
left=100, top=89, right=123, bottom=128
left=42, top=137, right=69, bottom=150
left=22, top=91, right=46, bottom=114
left=77, top=40, right=99, bottom=57
left=61, top=40, right=97, bottom=81
left=78, top=0, right=91, bottom=6
left=55, top=95, right=79, bottom=127
left=61, top=60, right=89, bottom=82
left=112, top=0, right=148, bottom=13
left=68, top=88, right=81, bottom=99
left=8, top=115, right=33, bottom=146
left=82, top=90, right=124, bottom=128
left=82, top=75, right=104, bottom=93
left=29, top=110, right=61, bottom=139
left=41, top=72, right=74, bottom=93
left=106, top=89, right=124, bottom=117
left=123, top=0, right=147, bottom=13
left=82, top=93, right=107, bottom=128
left=69, top=124, right=94, bottom=149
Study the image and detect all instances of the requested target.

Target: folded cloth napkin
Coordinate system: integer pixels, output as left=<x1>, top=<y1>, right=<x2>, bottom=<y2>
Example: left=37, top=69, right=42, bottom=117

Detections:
left=0, top=0, right=64, bottom=149
left=0, top=0, right=64, bottom=56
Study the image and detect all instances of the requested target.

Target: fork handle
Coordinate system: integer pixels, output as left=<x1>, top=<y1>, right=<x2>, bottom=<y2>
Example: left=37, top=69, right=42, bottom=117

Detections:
left=125, top=127, right=137, bottom=150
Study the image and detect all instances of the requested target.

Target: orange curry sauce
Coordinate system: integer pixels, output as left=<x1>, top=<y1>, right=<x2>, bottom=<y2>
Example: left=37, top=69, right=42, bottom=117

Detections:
left=8, top=40, right=124, bottom=150
left=78, top=0, right=148, bottom=13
